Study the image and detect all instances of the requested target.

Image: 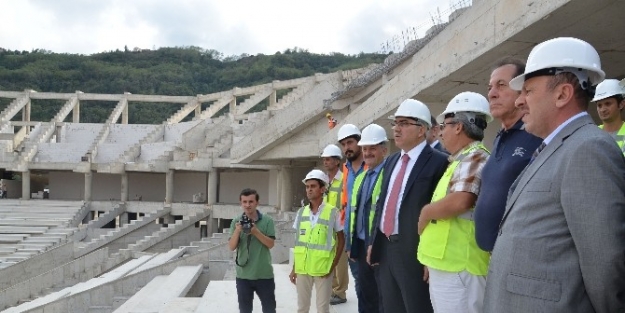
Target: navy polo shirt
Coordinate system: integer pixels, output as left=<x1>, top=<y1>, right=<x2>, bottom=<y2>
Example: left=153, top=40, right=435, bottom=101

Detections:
left=474, top=119, right=542, bottom=251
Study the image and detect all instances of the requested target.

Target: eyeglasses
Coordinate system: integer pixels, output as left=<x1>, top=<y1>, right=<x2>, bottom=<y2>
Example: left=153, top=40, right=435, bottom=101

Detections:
left=391, top=121, right=422, bottom=128
left=438, top=122, right=458, bottom=130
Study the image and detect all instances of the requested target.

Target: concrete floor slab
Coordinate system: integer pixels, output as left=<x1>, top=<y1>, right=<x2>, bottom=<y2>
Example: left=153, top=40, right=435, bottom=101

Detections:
left=195, top=264, right=357, bottom=313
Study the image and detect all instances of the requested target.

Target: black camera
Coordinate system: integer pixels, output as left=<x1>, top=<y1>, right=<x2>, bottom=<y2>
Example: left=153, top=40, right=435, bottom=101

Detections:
left=240, top=213, right=253, bottom=233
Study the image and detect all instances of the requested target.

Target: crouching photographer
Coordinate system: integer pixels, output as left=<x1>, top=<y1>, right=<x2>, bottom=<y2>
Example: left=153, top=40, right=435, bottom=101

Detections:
left=228, top=188, right=277, bottom=313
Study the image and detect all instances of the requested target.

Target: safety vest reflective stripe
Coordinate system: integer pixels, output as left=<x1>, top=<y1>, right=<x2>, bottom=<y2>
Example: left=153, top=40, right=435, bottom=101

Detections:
left=417, top=142, right=491, bottom=276
left=349, top=169, right=383, bottom=242
left=293, top=203, right=338, bottom=276
left=599, top=123, right=625, bottom=154
left=325, top=177, right=343, bottom=209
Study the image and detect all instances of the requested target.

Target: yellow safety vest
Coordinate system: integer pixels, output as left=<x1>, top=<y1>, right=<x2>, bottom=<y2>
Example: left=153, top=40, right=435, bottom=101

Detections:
left=599, top=123, right=625, bottom=155
left=293, top=203, right=338, bottom=276
left=417, top=142, right=491, bottom=276
left=349, top=169, right=383, bottom=243
left=325, top=175, right=343, bottom=211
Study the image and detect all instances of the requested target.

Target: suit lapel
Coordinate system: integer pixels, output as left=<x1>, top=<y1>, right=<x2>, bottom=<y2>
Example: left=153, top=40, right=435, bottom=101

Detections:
left=401, top=145, right=433, bottom=203
left=500, top=115, right=594, bottom=225
left=380, top=152, right=400, bottom=199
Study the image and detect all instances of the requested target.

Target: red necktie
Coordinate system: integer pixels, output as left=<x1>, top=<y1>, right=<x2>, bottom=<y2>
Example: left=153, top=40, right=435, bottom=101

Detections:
left=383, top=154, right=410, bottom=237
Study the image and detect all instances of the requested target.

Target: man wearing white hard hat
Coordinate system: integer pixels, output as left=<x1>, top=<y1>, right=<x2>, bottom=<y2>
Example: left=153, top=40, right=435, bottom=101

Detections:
left=417, top=91, right=492, bottom=313
left=368, top=99, right=449, bottom=313
left=336, top=124, right=366, bottom=310
left=347, top=123, right=388, bottom=313
left=319, top=144, right=349, bottom=305
left=290, top=169, right=345, bottom=313
left=474, top=57, right=542, bottom=253
left=593, top=79, right=625, bottom=154
left=484, top=37, right=625, bottom=313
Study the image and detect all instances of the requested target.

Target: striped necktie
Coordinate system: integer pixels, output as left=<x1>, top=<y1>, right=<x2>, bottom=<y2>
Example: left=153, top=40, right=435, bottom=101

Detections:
left=529, top=141, right=546, bottom=164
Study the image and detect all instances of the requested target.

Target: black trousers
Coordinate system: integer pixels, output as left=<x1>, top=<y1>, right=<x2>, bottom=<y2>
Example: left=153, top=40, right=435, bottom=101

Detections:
left=377, top=239, right=432, bottom=313
left=355, top=238, right=383, bottom=313
left=235, top=278, right=276, bottom=313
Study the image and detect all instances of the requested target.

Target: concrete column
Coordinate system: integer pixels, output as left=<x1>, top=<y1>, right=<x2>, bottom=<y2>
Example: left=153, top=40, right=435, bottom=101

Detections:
left=84, top=171, right=93, bottom=201
left=165, top=169, right=174, bottom=204
left=269, top=89, right=277, bottom=107
left=23, top=99, right=31, bottom=124
left=207, top=170, right=218, bottom=205
left=21, top=171, right=30, bottom=200
left=276, top=170, right=282, bottom=208
left=121, top=172, right=128, bottom=202
left=229, top=97, right=237, bottom=115
left=119, top=212, right=129, bottom=226
left=279, top=167, right=293, bottom=211
left=195, top=102, right=202, bottom=118
left=73, top=101, right=80, bottom=123
left=122, top=103, right=129, bottom=124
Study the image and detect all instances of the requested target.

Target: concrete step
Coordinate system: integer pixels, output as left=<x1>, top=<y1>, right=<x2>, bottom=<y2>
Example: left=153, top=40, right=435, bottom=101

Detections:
left=195, top=264, right=358, bottom=313
left=114, top=265, right=203, bottom=313
left=160, top=297, right=201, bottom=313
left=88, top=305, right=114, bottom=313
left=127, top=248, right=186, bottom=276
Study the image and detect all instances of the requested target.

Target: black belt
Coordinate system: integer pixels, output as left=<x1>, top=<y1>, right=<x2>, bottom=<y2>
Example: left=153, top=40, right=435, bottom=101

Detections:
left=387, top=234, right=400, bottom=242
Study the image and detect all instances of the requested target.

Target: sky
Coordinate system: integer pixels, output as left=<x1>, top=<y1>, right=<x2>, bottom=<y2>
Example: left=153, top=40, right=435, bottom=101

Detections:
left=0, top=0, right=468, bottom=56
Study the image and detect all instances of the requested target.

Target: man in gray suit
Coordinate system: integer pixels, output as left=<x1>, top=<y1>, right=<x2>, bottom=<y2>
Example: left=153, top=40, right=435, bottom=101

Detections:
left=483, top=37, right=625, bottom=313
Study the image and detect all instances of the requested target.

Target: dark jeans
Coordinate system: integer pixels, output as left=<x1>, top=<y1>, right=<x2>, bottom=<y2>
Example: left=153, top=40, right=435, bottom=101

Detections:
left=235, top=278, right=276, bottom=313
left=355, top=239, right=382, bottom=313
left=348, top=256, right=366, bottom=313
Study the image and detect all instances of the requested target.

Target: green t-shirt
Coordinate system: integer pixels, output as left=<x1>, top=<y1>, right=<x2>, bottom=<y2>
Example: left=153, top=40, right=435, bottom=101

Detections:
left=229, top=211, right=275, bottom=280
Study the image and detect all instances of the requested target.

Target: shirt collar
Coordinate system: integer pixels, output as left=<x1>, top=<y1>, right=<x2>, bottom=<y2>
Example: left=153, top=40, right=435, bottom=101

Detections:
left=368, top=159, right=386, bottom=176
left=330, top=170, right=343, bottom=182
left=345, top=160, right=365, bottom=174
left=401, top=140, right=426, bottom=160
left=543, top=112, right=588, bottom=146
left=496, top=118, right=525, bottom=137
left=429, top=140, right=440, bottom=148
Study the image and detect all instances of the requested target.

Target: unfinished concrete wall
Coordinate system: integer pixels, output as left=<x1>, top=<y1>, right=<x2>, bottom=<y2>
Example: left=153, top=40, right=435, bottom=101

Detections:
left=92, top=173, right=122, bottom=201
left=49, top=171, right=84, bottom=200
left=218, top=170, right=270, bottom=205
left=128, top=172, right=166, bottom=202
left=173, top=171, right=207, bottom=203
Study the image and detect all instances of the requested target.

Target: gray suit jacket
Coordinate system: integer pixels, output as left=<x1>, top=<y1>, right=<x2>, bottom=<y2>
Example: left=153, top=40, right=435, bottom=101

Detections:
left=484, top=115, right=625, bottom=313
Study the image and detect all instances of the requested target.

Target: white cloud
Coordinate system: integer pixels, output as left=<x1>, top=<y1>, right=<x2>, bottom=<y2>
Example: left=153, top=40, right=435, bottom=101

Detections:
left=0, top=0, right=458, bottom=55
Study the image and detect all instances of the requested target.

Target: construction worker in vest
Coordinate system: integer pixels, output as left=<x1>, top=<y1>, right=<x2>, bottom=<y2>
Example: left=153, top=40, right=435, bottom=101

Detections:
left=348, top=123, right=388, bottom=313
left=337, top=123, right=366, bottom=312
left=290, top=169, right=345, bottom=313
left=593, top=79, right=625, bottom=155
left=417, top=91, right=492, bottom=313
left=320, top=144, right=350, bottom=305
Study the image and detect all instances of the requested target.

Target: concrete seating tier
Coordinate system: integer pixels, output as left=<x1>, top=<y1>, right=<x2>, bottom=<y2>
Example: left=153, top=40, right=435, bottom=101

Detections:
left=106, top=124, right=159, bottom=145
left=114, top=265, right=202, bottom=313
left=1, top=248, right=209, bottom=312
left=138, top=141, right=176, bottom=162
left=75, top=206, right=171, bottom=258
left=0, top=200, right=84, bottom=267
left=164, top=120, right=201, bottom=142
left=35, top=143, right=89, bottom=163
left=61, top=123, right=104, bottom=143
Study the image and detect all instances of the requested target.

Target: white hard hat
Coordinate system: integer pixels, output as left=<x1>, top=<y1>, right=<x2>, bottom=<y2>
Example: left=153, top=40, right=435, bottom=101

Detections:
left=509, top=37, right=605, bottom=91
left=320, top=144, right=342, bottom=158
left=393, top=99, right=432, bottom=127
left=302, top=169, right=329, bottom=186
left=358, top=124, right=388, bottom=146
left=592, top=79, right=625, bottom=102
left=337, top=124, right=361, bottom=142
left=437, top=92, right=493, bottom=124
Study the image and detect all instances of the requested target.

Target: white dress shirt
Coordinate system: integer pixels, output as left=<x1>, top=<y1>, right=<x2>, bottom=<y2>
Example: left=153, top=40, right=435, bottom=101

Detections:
left=381, top=140, right=427, bottom=235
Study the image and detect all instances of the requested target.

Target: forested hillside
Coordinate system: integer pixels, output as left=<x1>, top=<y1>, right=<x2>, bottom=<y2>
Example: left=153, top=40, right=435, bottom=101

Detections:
left=0, top=47, right=386, bottom=123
